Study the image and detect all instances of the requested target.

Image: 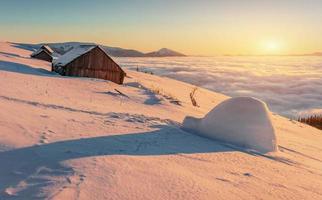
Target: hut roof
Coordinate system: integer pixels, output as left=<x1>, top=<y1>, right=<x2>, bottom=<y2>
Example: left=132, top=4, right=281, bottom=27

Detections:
left=31, top=48, right=52, bottom=57
left=52, top=45, right=120, bottom=69
left=53, top=45, right=95, bottom=66
left=41, top=45, right=54, bottom=54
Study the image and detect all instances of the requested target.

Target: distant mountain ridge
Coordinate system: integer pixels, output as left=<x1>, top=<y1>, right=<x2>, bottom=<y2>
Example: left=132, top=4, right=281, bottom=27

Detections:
left=145, top=48, right=186, bottom=57
left=273, top=52, right=322, bottom=56
left=14, top=42, right=186, bottom=57
left=300, top=52, right=322, bottom=56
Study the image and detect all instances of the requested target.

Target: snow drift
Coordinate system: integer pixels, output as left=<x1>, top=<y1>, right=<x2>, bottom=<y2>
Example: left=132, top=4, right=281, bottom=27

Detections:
left=183, top=97, right=278, bottom=153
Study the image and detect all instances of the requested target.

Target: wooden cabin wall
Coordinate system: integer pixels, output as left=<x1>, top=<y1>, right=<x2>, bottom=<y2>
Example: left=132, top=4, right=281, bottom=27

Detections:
left=65, top=47, right=125, bottom=84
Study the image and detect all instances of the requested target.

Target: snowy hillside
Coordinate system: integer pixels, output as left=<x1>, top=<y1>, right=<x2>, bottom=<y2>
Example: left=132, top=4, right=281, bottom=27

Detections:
left=0, top=41, right=322, bottom=199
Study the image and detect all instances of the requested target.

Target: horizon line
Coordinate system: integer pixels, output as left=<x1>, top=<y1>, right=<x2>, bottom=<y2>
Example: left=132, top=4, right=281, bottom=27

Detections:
left=3, top=40, right=322, bottom=57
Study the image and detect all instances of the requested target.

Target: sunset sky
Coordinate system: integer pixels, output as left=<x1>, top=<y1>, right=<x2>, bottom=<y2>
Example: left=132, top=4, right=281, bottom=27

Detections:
left=1, top=0, right=322, bottom=55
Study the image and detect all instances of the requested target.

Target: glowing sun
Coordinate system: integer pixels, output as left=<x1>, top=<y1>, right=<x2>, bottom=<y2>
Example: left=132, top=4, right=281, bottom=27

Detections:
left=263, top=40, right=282, bottom=54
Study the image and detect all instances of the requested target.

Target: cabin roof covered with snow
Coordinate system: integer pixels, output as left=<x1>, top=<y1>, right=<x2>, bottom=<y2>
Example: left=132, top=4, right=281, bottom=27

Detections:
left=53, top=45, right=115, bottom=67
left=31, top=45, right=55, bottom=57
left=31, top=48, right=52, bottom=57
left=41, top=45, right=54, bottom=54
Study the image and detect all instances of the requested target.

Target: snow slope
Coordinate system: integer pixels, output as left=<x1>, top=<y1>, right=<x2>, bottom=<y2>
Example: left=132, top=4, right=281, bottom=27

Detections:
left=0, top=42, right=322, bottom=199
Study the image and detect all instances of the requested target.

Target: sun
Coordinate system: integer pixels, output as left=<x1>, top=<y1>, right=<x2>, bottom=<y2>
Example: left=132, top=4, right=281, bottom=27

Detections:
left=262, top=40, right=282, bottom=54
left=266, top=42, right=279, bottom=51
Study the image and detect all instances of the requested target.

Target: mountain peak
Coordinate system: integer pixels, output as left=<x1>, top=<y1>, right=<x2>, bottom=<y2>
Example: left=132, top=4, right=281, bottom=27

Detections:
left=146, top=48, right=186, bottom=57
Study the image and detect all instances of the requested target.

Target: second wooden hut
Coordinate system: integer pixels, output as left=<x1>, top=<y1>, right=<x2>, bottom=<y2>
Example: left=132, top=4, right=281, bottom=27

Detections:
left=31, top=45, right=54, bottom=62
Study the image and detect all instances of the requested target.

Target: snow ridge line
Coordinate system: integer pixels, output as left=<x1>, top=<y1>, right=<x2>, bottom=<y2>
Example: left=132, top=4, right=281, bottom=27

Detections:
left=0, top=95, right=108, bottom=116
left=278, top=145, right=322, bottom=163
left=0, top=95, right=179, bottom=126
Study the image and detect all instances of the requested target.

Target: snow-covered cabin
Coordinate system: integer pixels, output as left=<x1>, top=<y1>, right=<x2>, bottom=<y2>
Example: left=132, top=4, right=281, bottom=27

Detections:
left=30, top=45, right=54, bottom=62
left=40, top=45, right=54, bottom=54
left=52, top=45, right=126, bottom=84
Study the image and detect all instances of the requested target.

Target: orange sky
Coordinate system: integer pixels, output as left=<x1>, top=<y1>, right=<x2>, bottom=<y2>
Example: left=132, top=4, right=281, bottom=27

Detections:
left=1, top=1, right=322, bottom=55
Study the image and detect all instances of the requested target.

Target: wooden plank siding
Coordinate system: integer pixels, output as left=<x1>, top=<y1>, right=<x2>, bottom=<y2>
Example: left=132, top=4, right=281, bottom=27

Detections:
left=64, top=46, right=125, bottom=84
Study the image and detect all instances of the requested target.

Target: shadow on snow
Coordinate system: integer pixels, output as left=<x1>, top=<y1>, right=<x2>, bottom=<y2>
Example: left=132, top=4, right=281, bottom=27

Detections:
left=0, top=125, right=233, bottom=198
left=0, top=60, right=55, bottom=77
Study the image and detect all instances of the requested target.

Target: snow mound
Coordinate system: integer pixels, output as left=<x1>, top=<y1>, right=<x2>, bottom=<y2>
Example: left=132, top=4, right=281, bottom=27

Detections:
left=183, top=97, right=278, bottom=153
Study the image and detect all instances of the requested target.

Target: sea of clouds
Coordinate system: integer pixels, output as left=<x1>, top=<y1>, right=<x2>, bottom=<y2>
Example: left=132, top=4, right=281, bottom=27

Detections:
left=115, top=56, right=322, bottom=118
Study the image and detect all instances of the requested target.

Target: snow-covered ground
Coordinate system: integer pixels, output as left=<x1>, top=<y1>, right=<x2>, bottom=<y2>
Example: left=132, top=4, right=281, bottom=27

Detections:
left=0, top=42, right=322, bottom=199
left=115, top=56, right=322, bottom=118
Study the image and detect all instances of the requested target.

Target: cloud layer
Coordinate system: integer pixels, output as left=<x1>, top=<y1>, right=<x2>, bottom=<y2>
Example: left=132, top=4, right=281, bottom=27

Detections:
left=116, top=56, right=322, bottom=118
